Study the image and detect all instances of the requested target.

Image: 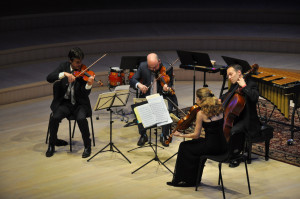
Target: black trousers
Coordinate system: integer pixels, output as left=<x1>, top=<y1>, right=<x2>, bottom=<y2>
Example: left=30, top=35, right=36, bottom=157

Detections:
left=49, top=100, right=91, bottom=148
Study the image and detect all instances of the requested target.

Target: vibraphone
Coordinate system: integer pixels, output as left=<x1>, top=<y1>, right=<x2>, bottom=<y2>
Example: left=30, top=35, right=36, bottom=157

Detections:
left=251, top=67, right=300, bottom=143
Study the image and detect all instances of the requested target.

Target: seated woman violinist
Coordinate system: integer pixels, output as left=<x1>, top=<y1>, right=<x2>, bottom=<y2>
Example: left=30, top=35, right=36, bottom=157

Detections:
left=167, top=87, right=227, bottom=187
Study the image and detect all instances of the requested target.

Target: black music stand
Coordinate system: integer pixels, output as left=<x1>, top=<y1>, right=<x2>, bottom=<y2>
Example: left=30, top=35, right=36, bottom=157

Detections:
left=120, top=56, right=147, bottom=127
left=127, top=100, right=164, bottom=153
left=120, top=56, right=147, bottom=71
left=87, top=86, right=131, bottom=163
left=177, top=50, right=218, bottom=104
left=131, top=95, right=173, bottom=174
left=222, top=56, right=251, bottom=74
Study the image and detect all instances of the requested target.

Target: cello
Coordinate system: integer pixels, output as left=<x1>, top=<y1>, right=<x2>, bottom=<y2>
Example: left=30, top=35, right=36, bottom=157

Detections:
left=222, top=64, right=259, bottom=142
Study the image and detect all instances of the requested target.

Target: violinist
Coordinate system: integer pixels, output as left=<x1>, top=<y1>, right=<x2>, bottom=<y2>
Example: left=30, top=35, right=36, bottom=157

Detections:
left=45, top=47, right=94, bottom=158
left=129, top=53, right=178, bottom=147
left=221, top=64, right=260, bottom=167
left=167, top=88, right=227, bottom=187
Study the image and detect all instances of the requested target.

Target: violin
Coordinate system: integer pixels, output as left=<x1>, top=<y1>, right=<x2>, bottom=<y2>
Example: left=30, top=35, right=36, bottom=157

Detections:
left=157, top=66, right=176, bottom=95
left=165, top=104, right=201, bottom=145
left=71, top=53, right=107, bottom=86
left=222, top=64, right=259, bottom=142
left=73, top=65, right=103, bottom=86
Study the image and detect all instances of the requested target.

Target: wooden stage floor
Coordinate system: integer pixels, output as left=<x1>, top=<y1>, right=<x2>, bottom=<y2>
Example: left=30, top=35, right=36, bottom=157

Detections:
left=0, top=81, right=299, bottom=199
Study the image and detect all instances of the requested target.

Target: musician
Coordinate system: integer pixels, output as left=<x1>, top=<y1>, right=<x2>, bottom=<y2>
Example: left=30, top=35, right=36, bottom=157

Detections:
left=221, top=64, right=260, bottom=167
left=45, top=47, right=94, bottom=158
left=129, top=53, right=178, bottom=147
left=167, top=88, right=227, bottom=187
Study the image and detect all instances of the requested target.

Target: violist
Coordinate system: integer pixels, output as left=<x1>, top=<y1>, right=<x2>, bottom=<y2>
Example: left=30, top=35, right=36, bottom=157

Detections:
left=167, top=88, right=227, bottom=187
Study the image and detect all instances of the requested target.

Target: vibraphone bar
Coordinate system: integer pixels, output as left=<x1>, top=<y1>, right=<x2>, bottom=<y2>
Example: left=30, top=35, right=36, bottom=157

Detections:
left=251, top=67, right=300, bottom=144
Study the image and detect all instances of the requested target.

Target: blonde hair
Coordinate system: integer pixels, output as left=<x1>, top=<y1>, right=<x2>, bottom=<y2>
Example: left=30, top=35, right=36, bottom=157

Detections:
left=196, top=88, right=223, bottom=118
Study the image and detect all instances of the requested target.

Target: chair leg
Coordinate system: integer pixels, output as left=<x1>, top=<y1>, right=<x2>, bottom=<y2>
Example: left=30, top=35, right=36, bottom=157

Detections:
left=244, top=157, right=252, bottom=195
left=265, top=139, right=270, bottom=161
left=90, top=117, right=95, bottom=146
left=45, top=113, right=52, bottom=144
left=69, top=120, right=72, bottom=152
left=247, top=140, right=252, bottom=164
left=218, top=162, right=222, bottom=185
left=71, top=120, right=76, bottom=138
left=218, top=163, right=225, bottom=199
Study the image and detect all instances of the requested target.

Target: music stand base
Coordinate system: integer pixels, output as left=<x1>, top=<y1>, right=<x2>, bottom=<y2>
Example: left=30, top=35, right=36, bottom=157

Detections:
left=87, top=142, right=131, bottom=163
left=162, top=152, right=178, bottom=164
left=131, top=128, right=173, bottom=174
left=132, top=155, right=173, bottom=174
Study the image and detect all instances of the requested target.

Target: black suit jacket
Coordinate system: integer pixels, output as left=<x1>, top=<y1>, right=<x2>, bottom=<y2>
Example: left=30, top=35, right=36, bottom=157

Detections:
left=129, top=61, right=175, bottom=98
left=47, top=62, right=92, bottom=116
left=221, top=77, right=260, bottom=139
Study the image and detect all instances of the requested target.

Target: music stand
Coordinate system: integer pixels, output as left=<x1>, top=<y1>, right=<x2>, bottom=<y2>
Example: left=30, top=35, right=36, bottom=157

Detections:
left=127, top=100, right=164, bottom=153
left=120, top=56, right=147, bottom=71
left=130, top=95, right=173, bottom=174
left=177, top=50, right=215, bottom=104
left=87, top=86, right=131, bottom=163
left=221, top=56, right=251, bottom=74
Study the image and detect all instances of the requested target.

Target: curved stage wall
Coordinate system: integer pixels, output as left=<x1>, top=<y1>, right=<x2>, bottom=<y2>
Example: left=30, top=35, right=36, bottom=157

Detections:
left=0, top=3, right=299, bottom=105
left=1, top=7, right=300, bottom=66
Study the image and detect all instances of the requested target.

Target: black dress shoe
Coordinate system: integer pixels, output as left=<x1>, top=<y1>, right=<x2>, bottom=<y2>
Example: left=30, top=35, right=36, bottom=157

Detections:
left=137, top=134, right=148, bottom=146
left=56, top=139, right=68, bottom=146
left=82, top=147, right=91, bottom=158
left=160, top=135, right=169, bottom=147
left=45, top=145, right=55, bottom=157
left=229, top=160, right=241, bottom=168
left=166, top=181, right=194, bottom=187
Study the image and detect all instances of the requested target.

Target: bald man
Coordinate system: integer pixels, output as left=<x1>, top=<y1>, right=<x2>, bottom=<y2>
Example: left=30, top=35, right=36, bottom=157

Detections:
left=130, top=53, right=178, bottom=147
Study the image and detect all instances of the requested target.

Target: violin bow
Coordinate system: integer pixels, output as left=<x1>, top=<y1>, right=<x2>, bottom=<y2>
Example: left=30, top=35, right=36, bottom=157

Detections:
left=166, top=97, right=186, bottom=116
left=75, top=53, right=108, bottom=78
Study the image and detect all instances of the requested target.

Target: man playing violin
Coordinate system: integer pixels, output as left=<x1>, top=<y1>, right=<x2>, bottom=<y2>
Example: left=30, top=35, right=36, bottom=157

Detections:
left=221, top=64, right=260, bottom=167
left=129, top=53, right=178, bottom=147
left=46, top=47, right=94, bottom=158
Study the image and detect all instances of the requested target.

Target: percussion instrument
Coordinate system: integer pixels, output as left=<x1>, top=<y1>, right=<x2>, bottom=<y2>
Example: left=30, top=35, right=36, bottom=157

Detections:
left=251, top=67, right=300, bottom=119
left=108, top=67, right=125, bottom=87
left=128, top=69, right=137, bottom=82
left=251, top=67, right=300, bottom=142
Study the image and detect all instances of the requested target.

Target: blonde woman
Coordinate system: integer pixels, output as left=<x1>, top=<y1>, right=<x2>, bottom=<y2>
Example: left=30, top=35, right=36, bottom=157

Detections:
left=167, top=88, right=227, bottom=187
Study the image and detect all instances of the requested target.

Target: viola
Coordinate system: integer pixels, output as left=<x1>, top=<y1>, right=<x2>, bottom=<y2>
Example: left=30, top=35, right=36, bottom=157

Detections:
left=165, top=104, right=201, bottom=145
left=73, top=65, right=103, bottom=86
left=157, top=66, right=176, bottom=95
left=222, top=64, right=259, bottom=142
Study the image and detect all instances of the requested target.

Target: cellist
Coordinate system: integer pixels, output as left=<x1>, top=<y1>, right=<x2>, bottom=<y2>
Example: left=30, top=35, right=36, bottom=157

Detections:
left=221, top=64, right=260, bottom=167
left=167, top=88, right=227, bottom=187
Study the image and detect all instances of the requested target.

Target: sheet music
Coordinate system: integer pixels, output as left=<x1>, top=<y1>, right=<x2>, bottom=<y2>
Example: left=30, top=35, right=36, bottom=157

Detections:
left=134, top=104, right=157, bottom=128
left=94, top=85, right=130, bottom=110
left=146, top=95, right=168, bottom=123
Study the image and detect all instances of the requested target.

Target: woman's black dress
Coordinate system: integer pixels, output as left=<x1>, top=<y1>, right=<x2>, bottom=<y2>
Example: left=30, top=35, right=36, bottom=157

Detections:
left=171, top=118, right=227, bottom=185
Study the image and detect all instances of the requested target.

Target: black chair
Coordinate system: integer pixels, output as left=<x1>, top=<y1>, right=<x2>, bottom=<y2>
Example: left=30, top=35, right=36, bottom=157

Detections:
left=195, top=131, right=251, bottom=199
left=246, top=123, right=274, bottom=163
left=45, top=113, right=95, bottom=152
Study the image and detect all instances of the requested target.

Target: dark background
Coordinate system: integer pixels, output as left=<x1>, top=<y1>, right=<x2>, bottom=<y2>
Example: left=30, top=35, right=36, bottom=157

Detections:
left=2, top=0, right=300, bottom=17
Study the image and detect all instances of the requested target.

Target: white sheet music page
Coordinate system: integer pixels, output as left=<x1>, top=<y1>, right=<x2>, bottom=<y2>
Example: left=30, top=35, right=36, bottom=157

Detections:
left=136, top=104, right=157, bottom=128
left=146, top=94, right=169, bottom=124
